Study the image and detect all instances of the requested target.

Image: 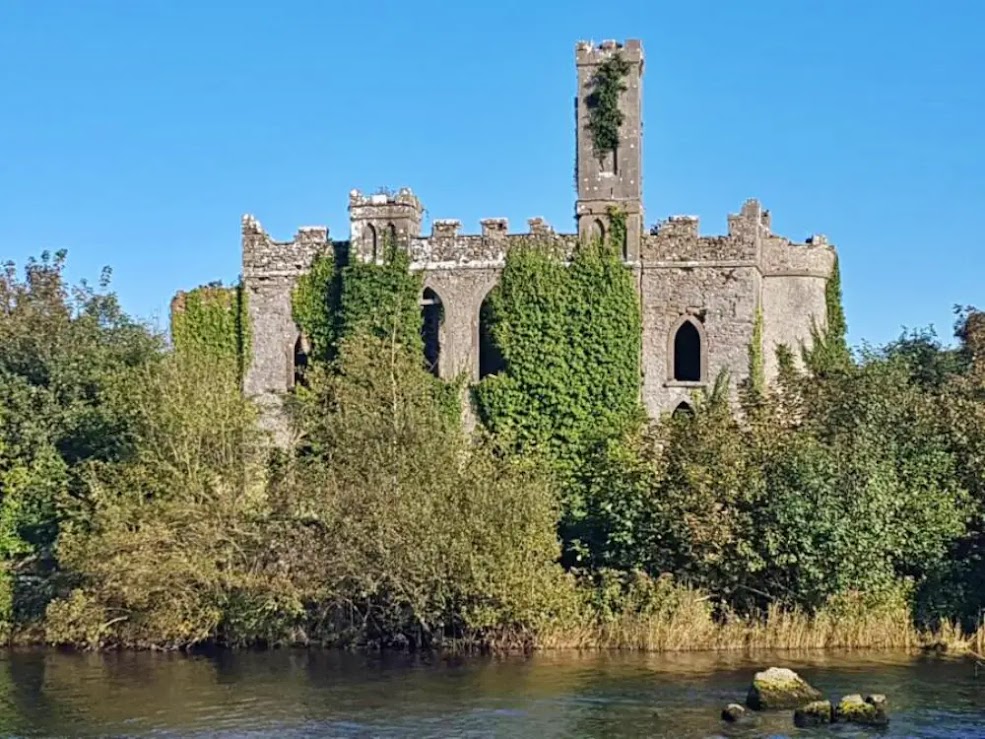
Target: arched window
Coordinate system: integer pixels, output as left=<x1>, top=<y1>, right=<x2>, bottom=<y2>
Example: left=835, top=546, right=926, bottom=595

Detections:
left=384, top=222, right=398, bottom=255
left=673, top=401, right=693, bottom=418
left=672, top=319, right=702, bottom=382
left=479, top=294, right=505, bottom=379
left=591, top=218, right=606, bottom=244
left=365, top=223, right=378, bottom=262
left=293, top=335, right=309, bottom=388
left=421, top=288, right=443, bottom=377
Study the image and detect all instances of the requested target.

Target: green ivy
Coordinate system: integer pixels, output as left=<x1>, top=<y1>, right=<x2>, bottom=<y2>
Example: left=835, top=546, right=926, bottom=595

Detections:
left=288, top=239, right=460, bottom=420
left=292, top=252, right=337, bottom=364
left=805, top=254, right=852, bottom=375
left=337, top=248, right=423, bottom=353
left=171, top=282, right=250, bottom=380
left=475, top=211, right=643, bottom=484
left=748, top=303, right=765, bottom=397
left=586, top=54, right=631, bottom=162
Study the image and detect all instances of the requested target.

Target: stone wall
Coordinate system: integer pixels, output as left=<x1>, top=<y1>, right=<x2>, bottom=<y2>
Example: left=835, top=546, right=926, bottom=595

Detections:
left=241, top=214, right=329, bottom=446
left=411, top=217, right=577, bottom=381
left=639, top=199, right=836, bottom=418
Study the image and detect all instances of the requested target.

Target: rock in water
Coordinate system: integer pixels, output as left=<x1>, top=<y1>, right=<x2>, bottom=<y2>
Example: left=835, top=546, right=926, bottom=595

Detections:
left=793, top=700, right=833, bottom=727
left=746, top=667, right=822, bottom=710
left=834, top=693, right=890, bottom=726
left=721, top=703, right=746, bottom=722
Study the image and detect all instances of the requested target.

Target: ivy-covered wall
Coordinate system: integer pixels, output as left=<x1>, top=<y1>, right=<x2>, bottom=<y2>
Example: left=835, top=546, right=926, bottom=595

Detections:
left=291, top=245, right=424, bottom=371
left=475, top=214, right=643, bottom=475
left=170, top=283, right=250, bottom=379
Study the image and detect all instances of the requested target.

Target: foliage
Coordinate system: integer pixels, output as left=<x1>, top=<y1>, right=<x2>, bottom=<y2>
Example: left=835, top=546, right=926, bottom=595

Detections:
left=586, top=53, right=631, bottom=162
left=475, top=219, right=642, bottom=477
left=0, top=252, right=161, bottom=632
left=291, top=253, right=336, bottom=364
left=10, top=246, right=985, bottom=651
left=578, top=343, right=972, bottom=615
left=47, top=351, right=265, bottom=648
left=170, top=283, right=249, bottom=380
left=805, top=255, right=851, bottom=375
left=748, top=304, right=765, bottom=397
left=292, top=243, right=426, bottom=378
left=336, top=249, right=423, bottom=354
left=49, top=336, right=574, bottom=649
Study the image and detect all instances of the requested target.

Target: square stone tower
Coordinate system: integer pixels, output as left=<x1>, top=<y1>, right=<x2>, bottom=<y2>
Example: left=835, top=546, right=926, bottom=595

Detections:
left=575, top=39, right=644, bottom=261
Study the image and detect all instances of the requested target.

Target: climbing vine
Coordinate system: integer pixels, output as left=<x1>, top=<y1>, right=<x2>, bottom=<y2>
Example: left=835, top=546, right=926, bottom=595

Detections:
left=337, top=248, right=423, bottom=353
left=805, top=255, right=851, bottom=375
left=289, top=238, right=460, bottom=421
left=586, top=53, right=631, bottom=162
left=748, top=304, right=765, bottom=397
left=171, top=282, right=250, bottom=380
left=292, top=252, right=337, bottom=364
left=475, top=209, right=642, bottom=483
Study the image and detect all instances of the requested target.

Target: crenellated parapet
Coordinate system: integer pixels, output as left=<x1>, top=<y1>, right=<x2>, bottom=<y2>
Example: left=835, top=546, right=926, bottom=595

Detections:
left=642, top=198, right=834, bottom=274
left=405, top=215, right=577, bottom=269
left=761, top=232, right=836, bottom=277
left=242, top=214, right=329, bottom=279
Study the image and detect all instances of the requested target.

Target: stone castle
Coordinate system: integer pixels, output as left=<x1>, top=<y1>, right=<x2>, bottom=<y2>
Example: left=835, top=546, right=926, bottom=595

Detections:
left=232, top=39, right=836, bottom=439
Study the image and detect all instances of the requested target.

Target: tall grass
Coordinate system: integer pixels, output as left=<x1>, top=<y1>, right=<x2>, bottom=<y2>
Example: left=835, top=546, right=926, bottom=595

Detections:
left=537, top=571, right=985, bottom=653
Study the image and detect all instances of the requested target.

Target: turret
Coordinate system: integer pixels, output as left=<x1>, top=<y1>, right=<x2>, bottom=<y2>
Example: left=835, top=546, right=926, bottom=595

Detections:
left=574, top=39, right=644, bottom=261
left=348, top=188, right=423, bottom=263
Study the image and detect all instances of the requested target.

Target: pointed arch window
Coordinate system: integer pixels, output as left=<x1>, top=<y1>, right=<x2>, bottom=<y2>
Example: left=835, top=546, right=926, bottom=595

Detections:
left=673, top=401, right=693, bottom=418
left=671, top=318, right=703, bottom=383
left=365, top=223, right=378, bottom=261
left=479, top=292, right=505, bottom=379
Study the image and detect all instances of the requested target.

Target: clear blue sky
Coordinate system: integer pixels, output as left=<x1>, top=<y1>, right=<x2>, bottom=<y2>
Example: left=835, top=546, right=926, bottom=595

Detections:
left=1, top=1, right=982, bottom=346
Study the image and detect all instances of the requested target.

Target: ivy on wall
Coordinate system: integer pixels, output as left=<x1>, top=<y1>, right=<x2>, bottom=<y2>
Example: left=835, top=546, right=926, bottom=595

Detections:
left=336, top=248, right=423, bottom=353
left=171, top=282, right=250, bottom=379
left=289, top=239, right=460, bottom=418
left=475, top=211, right=643, bottom=482
left=292, top=252, right=337, bottom=364
left=748, top=304, right=765, bottom=397
left=805, top=255, right=851, bottom=375
left=586, top=53, right=631, bottom=162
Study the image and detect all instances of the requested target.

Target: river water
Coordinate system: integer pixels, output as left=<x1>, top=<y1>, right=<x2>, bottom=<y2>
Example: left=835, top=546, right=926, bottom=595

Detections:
left=0, top=649, right=982, bottom=737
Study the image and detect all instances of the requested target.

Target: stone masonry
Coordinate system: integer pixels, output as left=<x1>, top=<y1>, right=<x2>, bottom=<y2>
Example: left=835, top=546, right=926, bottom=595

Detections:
left=228, top=39, right=836, bottom=440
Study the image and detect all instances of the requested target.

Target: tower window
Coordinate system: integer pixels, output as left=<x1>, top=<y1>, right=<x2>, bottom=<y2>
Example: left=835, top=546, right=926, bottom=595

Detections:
left=365, top=223, right=378, bottom=261
left=293, top=335, right=309, bottom=388
left=479, top=294, right=505, bottom=379
left=672, top=319, right=702, bottom=382
left=421, top=288, right=442, bottom=377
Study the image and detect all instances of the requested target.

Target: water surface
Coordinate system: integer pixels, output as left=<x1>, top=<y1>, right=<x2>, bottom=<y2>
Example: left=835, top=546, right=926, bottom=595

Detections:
left=0, top=648, right=982, bottom=737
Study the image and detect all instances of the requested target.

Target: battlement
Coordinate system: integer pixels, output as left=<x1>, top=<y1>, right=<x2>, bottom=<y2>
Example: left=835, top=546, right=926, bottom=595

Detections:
left=405, top=215, right=576, bottom=269
left=348, top=187, right=421, bottom=209
left=575, top=38, right=644, bottom=66
left=761, top=232, right=836, bottom=277
left=242, top=213, right=329, bottom=278
left=642, top=198, right=834, bottom=270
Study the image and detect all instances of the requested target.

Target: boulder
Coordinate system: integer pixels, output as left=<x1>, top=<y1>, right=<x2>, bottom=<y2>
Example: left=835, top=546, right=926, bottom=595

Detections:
left=834, top=693, right=889, bottom=726
left=793, top=700, right=833, bottom=727
left=746, top=667, right=822, bottom=710
left=721, top=703, right=746, bottom=722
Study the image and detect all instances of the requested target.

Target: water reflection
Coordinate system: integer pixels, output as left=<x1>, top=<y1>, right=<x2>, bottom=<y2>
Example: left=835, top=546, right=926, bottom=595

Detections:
left=0, top=648, right=980, bottom=737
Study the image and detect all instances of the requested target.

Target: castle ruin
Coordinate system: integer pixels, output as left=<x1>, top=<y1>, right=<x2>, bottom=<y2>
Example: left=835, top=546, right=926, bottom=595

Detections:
left=234, top=39, right=836, bottom=442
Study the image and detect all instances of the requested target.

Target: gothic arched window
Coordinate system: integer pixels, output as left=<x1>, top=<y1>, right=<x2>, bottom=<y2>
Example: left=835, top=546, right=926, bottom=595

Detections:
left=672, top=319, right=703, bottom=382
